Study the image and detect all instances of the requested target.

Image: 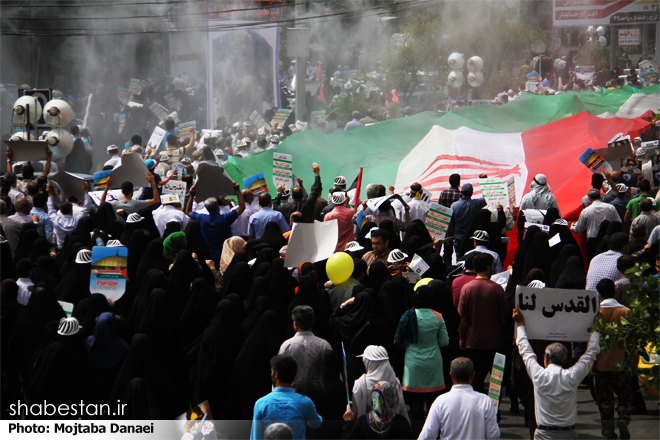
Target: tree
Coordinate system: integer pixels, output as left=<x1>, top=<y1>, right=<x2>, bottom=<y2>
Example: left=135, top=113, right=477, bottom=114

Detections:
left=594, top=263, right=659, bottom=392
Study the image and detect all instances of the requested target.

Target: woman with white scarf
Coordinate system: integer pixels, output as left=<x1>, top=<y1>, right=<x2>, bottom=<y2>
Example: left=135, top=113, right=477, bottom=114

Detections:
left=352, top=346, right=408, bottom=420
left=519, top=173, right=561, bottom=216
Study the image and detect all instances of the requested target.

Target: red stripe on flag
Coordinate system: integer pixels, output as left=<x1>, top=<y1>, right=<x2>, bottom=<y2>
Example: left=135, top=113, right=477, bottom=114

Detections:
left=418, top=155, right=516, bottom=180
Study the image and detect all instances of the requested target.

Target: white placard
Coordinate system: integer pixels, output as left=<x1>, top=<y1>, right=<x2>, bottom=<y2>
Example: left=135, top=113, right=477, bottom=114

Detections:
left=110, top=153, right=149, bottom=189
left=522, top=209, right=546, bottom=224
left=89, top=189, right=124, bottom=206
left=524, top=222, right=550, bottom=233
left=58, top=301, right=74, bottom=316
left=273, top=152, right=293, bottom=189
left=479, top=177, right=516, bottom=208
left=548, top=233, right=561, bottom=247
left=491, top=269, right=511, bottom=292
left=424, top=203, right=452, bottom=240
left=409, top=254, right=430, bottom=276
left=515, top=286, right=599, bottom=342
left=283, top=220, right=339, bottom=268
left=146, top=126, right=166, bottom=151
left=163, top=180, right=187, bottom=197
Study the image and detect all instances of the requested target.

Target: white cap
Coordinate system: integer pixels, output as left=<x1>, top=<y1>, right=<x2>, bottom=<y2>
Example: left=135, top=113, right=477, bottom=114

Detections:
left=75, top=249, right=92, bottom=264
left=242, top=137, right=251, bottom=145
left=232, top=122, right=240, bottom=128
left=106, top=240, right=123, bottom=247
left=334, top=176, right=347, bottom=186
left=387, top=249, right=408, bottom=263
left=552, top=219, right=568, bottom=226
left=57, top=317, right=82, bottom=336
left=345, top=241, right=364, bottom=252
left=527, top=280, right=546, bottom=289
left=533, top=174, right=547, bottom=185
left=357, top=345, right=389, bottom=361
left=106, top=145, right=118, bottom=153
left=365, top=227, right=379, bottom=239
left=332, top=191, right=347, bottom=205
left=470, top=230, right=489, bottom=242
left=269, top=135, right=280, bottom=144
left=126, top=213, right=144, bottom=223
left=159, top=153, right=170, bottom=161
left=616, top=183, right=629, bottom=194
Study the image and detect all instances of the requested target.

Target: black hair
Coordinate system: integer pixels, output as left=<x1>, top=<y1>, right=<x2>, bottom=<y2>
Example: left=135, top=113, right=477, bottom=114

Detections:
left=632, top=224, right=646, bottom=239
left=121, top=181, right=134, bottom=196
left=259, top=192, right=272, bottom=207
left=291, top=305, right=314, bottom=331
left=640, top=198, right=653, bottom=212
left=291, top=187, right=303, bottom=200
left=473, top=253, right=494, bottom=273
left=351, top=258, right=367, bottom=278
left=464, top=252, right=478, bottom=271
left=131, top=134, right=142, bottom=146
left=270, top=355, right=297, bottom=384
left=596, top=278, right=615, bottom=299
left=449, top=174, right=461, bottom=189
left=371, top=229, right=389, bottom=243
left=32, top=192, right=47, bottom=209
left=639, top=179, right=651, bottom=192
left=617, top=255, right=635, bottom=274
left=609, top=232, right=629, bottom=252
left=69, top=125, right=80, bottom=136
left=22, top=164, right=34, bottom=179
left=60, top=201, right=73, bottom=215
left=166, top=134, right=178, bottom=146
left=591, top=173, right=605, bottom=189
left=165, top=118, right=176, bottom=131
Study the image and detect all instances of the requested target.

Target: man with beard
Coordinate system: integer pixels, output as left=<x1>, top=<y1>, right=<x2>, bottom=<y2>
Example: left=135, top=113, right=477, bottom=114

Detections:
left=251, top=355, right=322, bottom=440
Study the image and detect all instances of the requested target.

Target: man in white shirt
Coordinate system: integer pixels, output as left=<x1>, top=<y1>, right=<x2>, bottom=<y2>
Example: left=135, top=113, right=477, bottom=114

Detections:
left=15, top=258, right=35, bottom=306
left=2, top=172, right=25, bottom=205
left=278, top=306, right=332, bottom=390
left=512, top=305, right=601, bottom=439
left=571, top=189, right=621, bottom=261
left=419, top=357, right=500, bottom=440
left=46, top=181, right=91, bottom=249
left=104, top=145, right=121, bottom=169
left=4, top=197, right=38, bottom=254
left=153, top=194, right=189, bottom=236
left=463, top=230, right=503, bottom=274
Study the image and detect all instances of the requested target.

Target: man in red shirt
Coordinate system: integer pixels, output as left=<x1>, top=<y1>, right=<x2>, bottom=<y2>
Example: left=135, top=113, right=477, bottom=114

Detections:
left=324, top=191, right=356, bottom=252
left=458, top=253, right=508, bottom=394
left=451, top=252, right=478, bottom=307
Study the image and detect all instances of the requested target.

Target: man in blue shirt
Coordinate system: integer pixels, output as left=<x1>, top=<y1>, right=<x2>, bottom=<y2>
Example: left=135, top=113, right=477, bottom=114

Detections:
left=30, top=192, right=54, bottom=244
left=248, top=192, right=290, bottom=240
left=344, top=111, right=364, bottom=131
left=186, top=181, right=245, bottom=265
left=451, top=183, right=487, bottom=258
left=251, top=355, right=322, bottom=440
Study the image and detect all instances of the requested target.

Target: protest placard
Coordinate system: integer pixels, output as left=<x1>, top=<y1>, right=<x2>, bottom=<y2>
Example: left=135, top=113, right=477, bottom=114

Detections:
left=409, top=254, right=430, bottom=276
left=424, top=203, right=452, bottom=240
left=149, top=102, right=169, bottom=122
left=58, top=301, right=74, bottom=317
left=139, top=79, right=149, bottom=91
left=548, top=233, right=561, bottom=247
left=116, top=87, right=129, bottom=105
left=522, top=209, right=545, bottom=224
left=93, top=170, right=112, bottom=191
left=163, top=180, right=187, bottom=197
left=273, top=153, right=293, bottom=189
left=2, top=139, right=48, bottom=162
left=524, top=222, right=550, bottom=233
left=515, top=285, right=599, bottom=342
left=579, top=148, right=612, bottom=174
left=165, top=93, right=181, bottom=111
left=89, top=189, right=124, bottom=205
left=49, top=170, right=85, bottom=202
left=195, top=163, right=234, bottom=200
left=177, top=121, right=196, bottom=143
left=146, top=126, right=166, bottom=151
left=526, top=81, right=540, bottom=93
left=488, top=353, right=506, bottom=412
left=284, top=220, right=339, bottom=268
left=244, top=173, right=269, bottom=208
left=118, top=114, right=126, bottom=134
left=89, top=246, right=128, bottom=301
left=271, top=109, right=292, bottom=127
left=129, top=78, right=142, bottom=96
left=479, top=177, right=516, bottom=208
left=249, top=110, right=270, bottom=130
left=491, top=269, right=511, bottom=292
left=109, top=153, right=149, bottom=190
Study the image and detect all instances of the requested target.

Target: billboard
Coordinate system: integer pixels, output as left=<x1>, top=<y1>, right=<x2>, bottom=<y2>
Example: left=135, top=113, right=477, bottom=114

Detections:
left=553, top=0, right=659, bottom=26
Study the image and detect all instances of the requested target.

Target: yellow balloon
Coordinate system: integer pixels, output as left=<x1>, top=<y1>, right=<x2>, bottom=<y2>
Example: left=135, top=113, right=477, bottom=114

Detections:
left=414, top=278, right=434, bottom=291
left=326, top=252, right=354, bottom=285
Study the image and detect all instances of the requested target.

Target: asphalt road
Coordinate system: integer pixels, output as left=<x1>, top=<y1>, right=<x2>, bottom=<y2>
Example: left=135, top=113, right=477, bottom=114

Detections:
left=498, top=384, right=659, bottom=440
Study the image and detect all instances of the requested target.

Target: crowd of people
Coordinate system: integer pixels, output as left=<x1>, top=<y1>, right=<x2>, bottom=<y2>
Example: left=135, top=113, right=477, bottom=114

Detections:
left=1, top=77, right=659, bottom=440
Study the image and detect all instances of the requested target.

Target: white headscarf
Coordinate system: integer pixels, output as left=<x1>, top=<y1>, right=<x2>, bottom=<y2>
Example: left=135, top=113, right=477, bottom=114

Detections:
left=352, top=358, right=407, bottom=419
left=528, top=179, right=554, bottom=207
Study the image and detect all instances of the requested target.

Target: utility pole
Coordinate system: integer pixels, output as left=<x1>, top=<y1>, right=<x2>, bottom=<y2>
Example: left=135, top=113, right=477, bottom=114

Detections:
left=294, top=1, right=306, bottom=123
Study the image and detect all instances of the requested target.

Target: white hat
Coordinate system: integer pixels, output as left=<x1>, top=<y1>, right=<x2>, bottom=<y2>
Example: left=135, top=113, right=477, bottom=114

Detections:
left=75, top=249, right=92, bottom=264
left=552, top=219, right=568, bottom=226
left=57, top=317, right=82, bottom=336
left=281, top=189, right=291, bottom=198
left=269, top=135, right=280, bottom=144
left=616, top=183, right=629, bottom=194
left=236, top=138, right=248, bottom=148
left=334, top=176, right=347, bottom=186
left=527, top=280, right=546, bottom=289
left=242, top=137, right=251, bottom=145
left=131, top=145, right=142, bottom=153
left=533, top=173, right=547, bottom=185
left=160, top=194, right=180, bottom=205
left=106, top=240, right=123, bottom=247
left=180, top=157, right=192, bottom=164
left=332, top=191, right=347, bottom=205
left=345, top=241, right=364, bottom=252
left=357, top=345, right=389, bottom=361
left=365, top=227, right=379, bottom=239
left=106, top=145, right=118, bottom=153
left=159, top=153, right=170, bottom=161
left=126, top=213, right=144, bottom=223
left=387, top=249, right=408, bottom=264
left=470, top=230, right=489, bottom=242
left=232, top=122, right=240, bottom=128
